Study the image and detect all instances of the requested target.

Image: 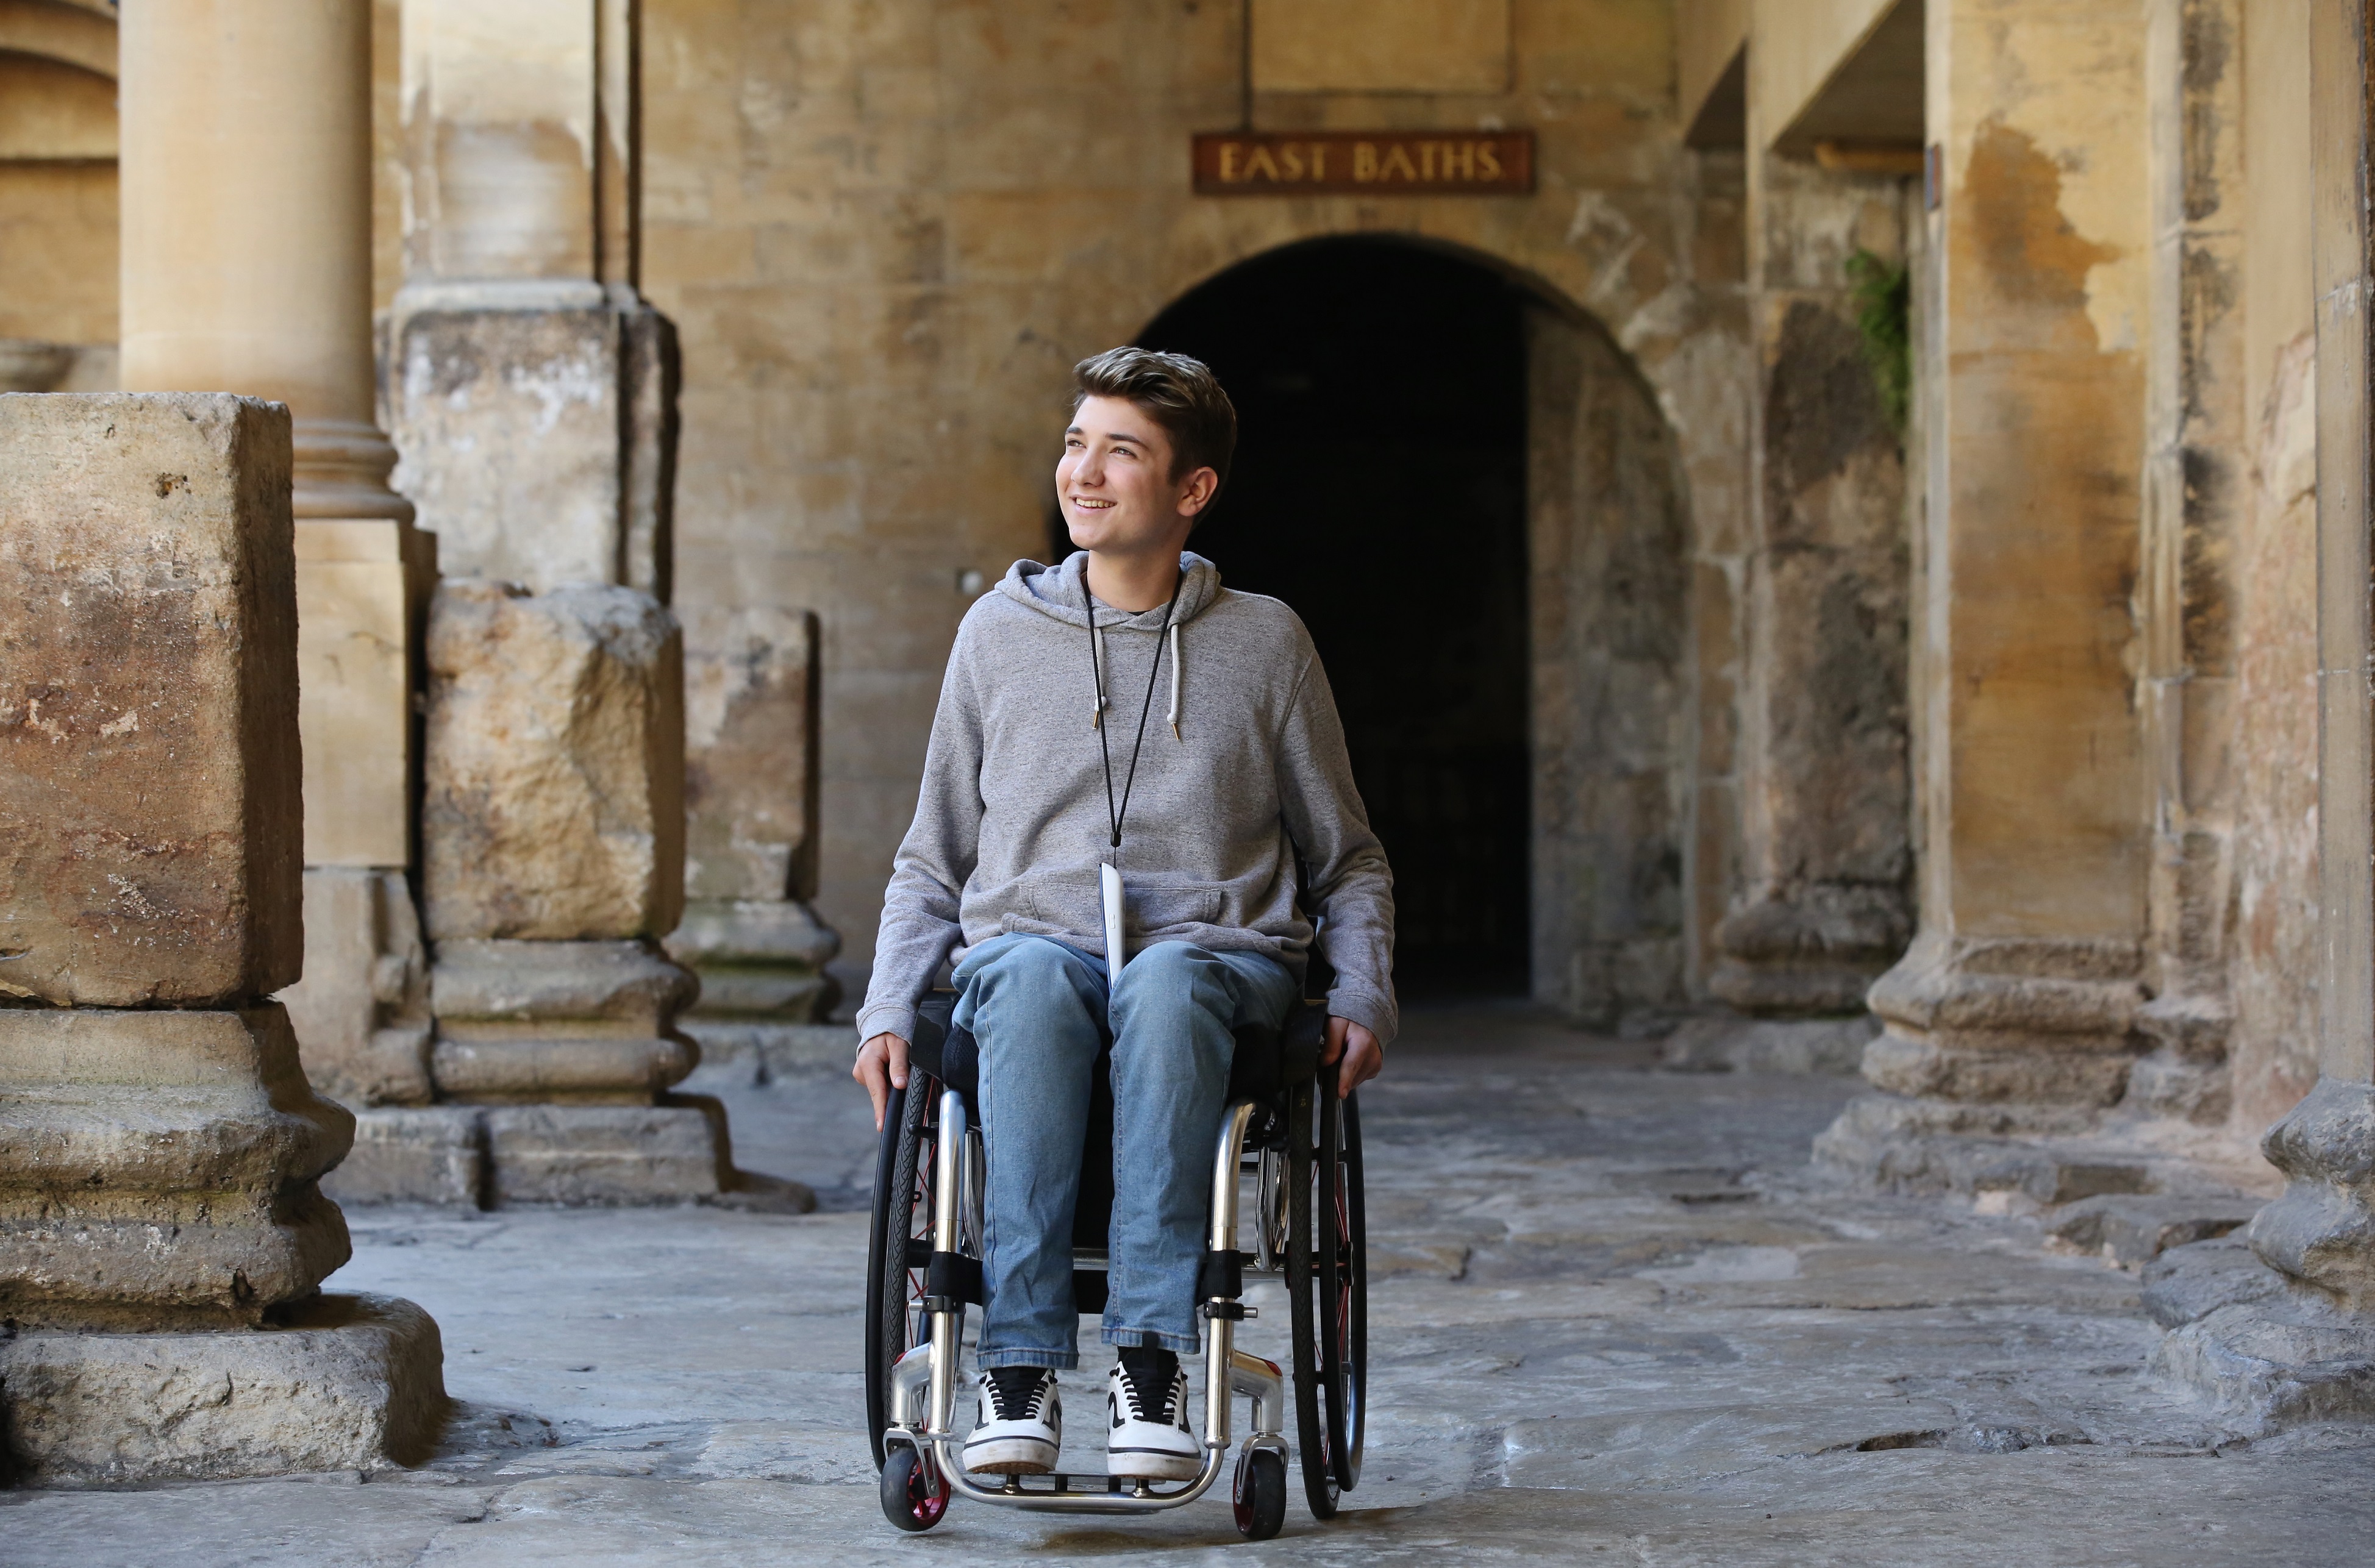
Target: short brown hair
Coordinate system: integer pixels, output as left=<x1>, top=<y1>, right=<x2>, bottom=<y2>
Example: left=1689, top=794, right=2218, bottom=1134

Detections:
left=1071, top=347, right=1237, bottom=495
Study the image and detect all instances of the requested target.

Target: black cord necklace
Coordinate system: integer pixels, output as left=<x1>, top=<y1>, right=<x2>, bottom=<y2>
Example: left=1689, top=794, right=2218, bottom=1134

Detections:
left=1084, top=562, right=1185, bottom=853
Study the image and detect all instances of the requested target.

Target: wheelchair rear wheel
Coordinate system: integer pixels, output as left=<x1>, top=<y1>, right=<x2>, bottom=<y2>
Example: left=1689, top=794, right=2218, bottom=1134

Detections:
left=864, top=1075, right=938, bottom=1468
left=1286, top=1074, right=1367, bottom=1518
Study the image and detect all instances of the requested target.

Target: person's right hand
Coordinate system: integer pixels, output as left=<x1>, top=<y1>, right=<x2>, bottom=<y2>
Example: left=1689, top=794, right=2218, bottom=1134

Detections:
left=855, top=1032, right=911, bottom=1132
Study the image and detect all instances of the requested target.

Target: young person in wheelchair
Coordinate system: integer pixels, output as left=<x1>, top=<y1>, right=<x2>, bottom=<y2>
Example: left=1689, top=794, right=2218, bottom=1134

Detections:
left=852, top=346, right=1395, bottom=1484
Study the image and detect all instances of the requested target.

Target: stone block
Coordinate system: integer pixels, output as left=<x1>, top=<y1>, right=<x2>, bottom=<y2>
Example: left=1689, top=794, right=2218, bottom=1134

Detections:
left=2045, top=1195, right=2262, bottom=1267
left=684, top=606, right=818, bottom=902
left=666, top=899, right=840, bottom=1021
left=294, top=519, right=435, bottom=868
left=423, top=580, right=685, bottom=942
left=483, top=1104, right=722, bottom=1205
left=2153, top=1295, right=2375, bottom=1429
left=387, top=298, right=676, bottom=597
left=0, top=391, right=301, bottom=1006
left=282, top=867, right=434, bottom=1108
left=320, top=1107, right=488, bottom=1207
left=0, top=1004, right=355, bottom=1328
left=0, top=1293, right=448, bottom=1484
left=428, top=939, right=700, bottom=1103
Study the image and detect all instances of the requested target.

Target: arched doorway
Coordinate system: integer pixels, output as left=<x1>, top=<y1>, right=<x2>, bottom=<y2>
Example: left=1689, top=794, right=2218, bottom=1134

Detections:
left=1136, top=236, right=1691, bottom=1019
left=1135, top=239, right=1526, bottom=999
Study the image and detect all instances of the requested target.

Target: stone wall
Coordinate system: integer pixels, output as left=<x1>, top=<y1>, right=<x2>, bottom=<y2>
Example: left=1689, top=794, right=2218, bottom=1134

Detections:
left=638, top=0, right=1754, bottom=1007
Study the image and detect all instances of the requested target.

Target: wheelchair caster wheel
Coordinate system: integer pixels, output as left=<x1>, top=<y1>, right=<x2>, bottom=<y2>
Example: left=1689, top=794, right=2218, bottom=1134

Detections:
left=1232, top=1447, right=1287, bottom=1541
left=880, top=1443, right=949, bottom=1532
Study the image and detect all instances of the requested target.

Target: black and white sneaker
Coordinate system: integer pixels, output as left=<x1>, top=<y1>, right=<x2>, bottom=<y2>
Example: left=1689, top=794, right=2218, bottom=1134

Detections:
left=1105, top=1347, right=1201, bottom=1480
left=962, top=1366, right=1060, bottom=1475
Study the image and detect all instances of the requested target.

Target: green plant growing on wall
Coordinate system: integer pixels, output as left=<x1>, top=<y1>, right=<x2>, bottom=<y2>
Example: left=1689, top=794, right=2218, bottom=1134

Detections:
left=1846, top=248, right=1910, bottom=438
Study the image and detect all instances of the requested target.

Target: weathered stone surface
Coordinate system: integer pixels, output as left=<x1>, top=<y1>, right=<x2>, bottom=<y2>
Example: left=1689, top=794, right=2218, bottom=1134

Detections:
left=0, top=1004, right=354, bottom=1328
left=283, top=868, right=434, bottom=1109
left=320, top=1108, right=488, bottom=1208
left=1660, top=1011, right=1876, bottom=1075
left=387, top=300, right=676, bottom=599
left=0, top=1293, right=448, bottom=1484
left=427, top=939, right=699, bottom=1103
left=0, top=392, right=301, bottom=1006
left=483, top=1105, right=721, bottom=1205
left=2141, top=1235, right=2284, bottom=1328
left=423, top=580, right=685, bottom=943
left=2045, top=1194, right=2262, bottom=1267
left=2248, top=1077, right=2375, bottom=1309
left=665, top=899, right=839, bottom=1022
left=683, top=607, right=818, bottom=903
left=2155, top=1294, right=2375, bottom=1428
left=295, top=519, right=435, bottom=868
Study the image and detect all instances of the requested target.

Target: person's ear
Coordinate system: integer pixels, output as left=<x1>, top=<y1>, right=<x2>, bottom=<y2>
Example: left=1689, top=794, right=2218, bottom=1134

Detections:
left=1176, top=466, right=1220, bottom=519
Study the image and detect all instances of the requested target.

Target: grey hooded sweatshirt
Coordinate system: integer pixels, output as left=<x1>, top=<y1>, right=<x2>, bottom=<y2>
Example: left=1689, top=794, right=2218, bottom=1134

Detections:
left=855, top=550, right=1398, bottom=1049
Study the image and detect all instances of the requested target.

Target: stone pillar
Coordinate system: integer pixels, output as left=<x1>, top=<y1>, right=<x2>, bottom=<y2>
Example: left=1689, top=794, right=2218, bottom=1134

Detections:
left=666, top=607, right=843, bottom=1059
left=1814, top=0, right=2156, bottom=1195
left=374, top=0, right=793, bottom=1208
left=117, top=0, right=440, bottom=1128
left=0, top=393, right=445, bottom=1483
left=2129, top=0, right=2248, bottom=1125
left=2149, top=2, right=2375, bottom=1423
left=1710, top=144, right=1916, bottom=1020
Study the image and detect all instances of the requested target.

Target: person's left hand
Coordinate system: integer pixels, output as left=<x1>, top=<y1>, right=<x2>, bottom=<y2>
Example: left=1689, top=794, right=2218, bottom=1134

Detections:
left=1322, top=1016, right=1384, bottom=1100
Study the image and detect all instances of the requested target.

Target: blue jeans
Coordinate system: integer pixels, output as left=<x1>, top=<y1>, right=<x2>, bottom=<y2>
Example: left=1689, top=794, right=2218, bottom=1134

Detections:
left=953, top=933, right=1298, bottom=1370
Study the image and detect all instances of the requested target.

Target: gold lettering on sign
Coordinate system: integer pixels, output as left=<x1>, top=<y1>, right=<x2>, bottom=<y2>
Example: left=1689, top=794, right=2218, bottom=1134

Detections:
left=1191, top=130, right=1533, bottom=195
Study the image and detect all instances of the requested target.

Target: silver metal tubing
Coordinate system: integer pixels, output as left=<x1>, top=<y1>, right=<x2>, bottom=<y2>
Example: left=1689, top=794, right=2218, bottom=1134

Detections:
left=888, top=1341, right=934, bottom=1430
left=925, top=1088, right=968, bottom=1439
left=909, top=1100, right=1263, bottom=1517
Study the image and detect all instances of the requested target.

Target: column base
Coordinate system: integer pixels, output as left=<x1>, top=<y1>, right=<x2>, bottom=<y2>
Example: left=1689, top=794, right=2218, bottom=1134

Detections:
left=320, top=1102, right=813, bottom=1212
left=665, top=899, right=842, bottom=1022
left=0, top=1292, right=447, bottom=1485
left=1708, top=885, right=1909, bottom=1016
left=2146, top=1237, right=2375, bottom=1428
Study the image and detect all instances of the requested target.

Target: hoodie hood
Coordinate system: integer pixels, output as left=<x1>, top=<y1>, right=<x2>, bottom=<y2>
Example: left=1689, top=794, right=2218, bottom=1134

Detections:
left=996, top=550, right=1224, bottom=630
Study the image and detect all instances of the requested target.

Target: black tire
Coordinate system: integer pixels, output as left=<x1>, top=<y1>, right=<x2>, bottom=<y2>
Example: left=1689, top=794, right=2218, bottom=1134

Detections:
left=864, top=1078, right=934, bottom=1468
left=1320, top=1083, right=1368, bottom=1492
left=1285, top=1076, right=1340, bottom=1519
left=1233, top=1445, right=1289, bottom=1541
left=880, top=1442, right=949, bottom=1532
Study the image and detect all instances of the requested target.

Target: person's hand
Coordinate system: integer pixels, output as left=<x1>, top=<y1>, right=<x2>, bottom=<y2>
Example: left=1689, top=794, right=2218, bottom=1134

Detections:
left=1321, top=1016, right=1383, bottom=1100
left=854, top=1032, right=911, bottom=1132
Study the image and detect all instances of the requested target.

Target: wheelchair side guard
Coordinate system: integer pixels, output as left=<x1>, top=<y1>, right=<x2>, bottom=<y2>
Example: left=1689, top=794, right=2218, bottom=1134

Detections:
left=881, top=1094, right=1288, bottom=1516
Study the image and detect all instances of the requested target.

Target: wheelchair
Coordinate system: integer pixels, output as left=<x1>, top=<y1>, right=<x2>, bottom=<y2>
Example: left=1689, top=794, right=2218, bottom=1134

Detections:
left=863, top=971, right=1368, bottom=1539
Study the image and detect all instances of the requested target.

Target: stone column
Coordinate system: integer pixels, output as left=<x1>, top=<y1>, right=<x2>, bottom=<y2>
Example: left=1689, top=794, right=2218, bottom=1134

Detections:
left=2150, top=1, right=2375, bottom=1423
left=1709, top=143, right=1916, bottom=1027
left=1814, top=0, right=2157, bottom=1196
left=666, top=607, right=845, bottom=1064
left=116, top=0, right=440, bottom=1144
left=0, top=393, right=444, bottom=1483
left=2128, top=0, right=2249, bottom=1125
left=377, top=0, right=794, bottom=1207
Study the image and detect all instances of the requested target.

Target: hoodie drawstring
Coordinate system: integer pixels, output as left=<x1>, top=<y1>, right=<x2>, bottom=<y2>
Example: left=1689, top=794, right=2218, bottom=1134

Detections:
left=1166, top=623, right=1182, bottom=740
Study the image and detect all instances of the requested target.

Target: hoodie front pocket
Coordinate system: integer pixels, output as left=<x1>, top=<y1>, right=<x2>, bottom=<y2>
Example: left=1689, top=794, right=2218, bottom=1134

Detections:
left=1124, top=881, right=1224, bottom=933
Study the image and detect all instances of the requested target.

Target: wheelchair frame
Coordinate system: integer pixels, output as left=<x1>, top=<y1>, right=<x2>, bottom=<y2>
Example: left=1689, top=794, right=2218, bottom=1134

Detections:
left=866, top=999, right=1365, bottom=1541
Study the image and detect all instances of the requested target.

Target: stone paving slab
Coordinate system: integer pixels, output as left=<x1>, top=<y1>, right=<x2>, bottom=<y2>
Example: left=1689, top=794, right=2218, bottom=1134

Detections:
left=7, top=1011, right=2375, bottom=1564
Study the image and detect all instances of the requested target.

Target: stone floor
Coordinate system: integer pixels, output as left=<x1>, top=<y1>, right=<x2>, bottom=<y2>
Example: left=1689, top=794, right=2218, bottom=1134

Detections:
left=9, top=1007, right=2375, bottom=1564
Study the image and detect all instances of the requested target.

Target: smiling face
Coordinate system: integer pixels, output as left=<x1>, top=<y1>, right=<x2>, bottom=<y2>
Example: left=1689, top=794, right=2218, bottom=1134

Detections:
left=1057, top=394, right=1218, bottom=557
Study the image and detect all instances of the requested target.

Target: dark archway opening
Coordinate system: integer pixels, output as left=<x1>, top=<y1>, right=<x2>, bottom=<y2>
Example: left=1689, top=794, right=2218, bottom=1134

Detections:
left=1137, top=238, right=1532, bottom=999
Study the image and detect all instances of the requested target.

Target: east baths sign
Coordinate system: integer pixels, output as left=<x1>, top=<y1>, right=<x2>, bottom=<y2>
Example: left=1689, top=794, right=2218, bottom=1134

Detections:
left=1191, top=130, right=1535, bottom=196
